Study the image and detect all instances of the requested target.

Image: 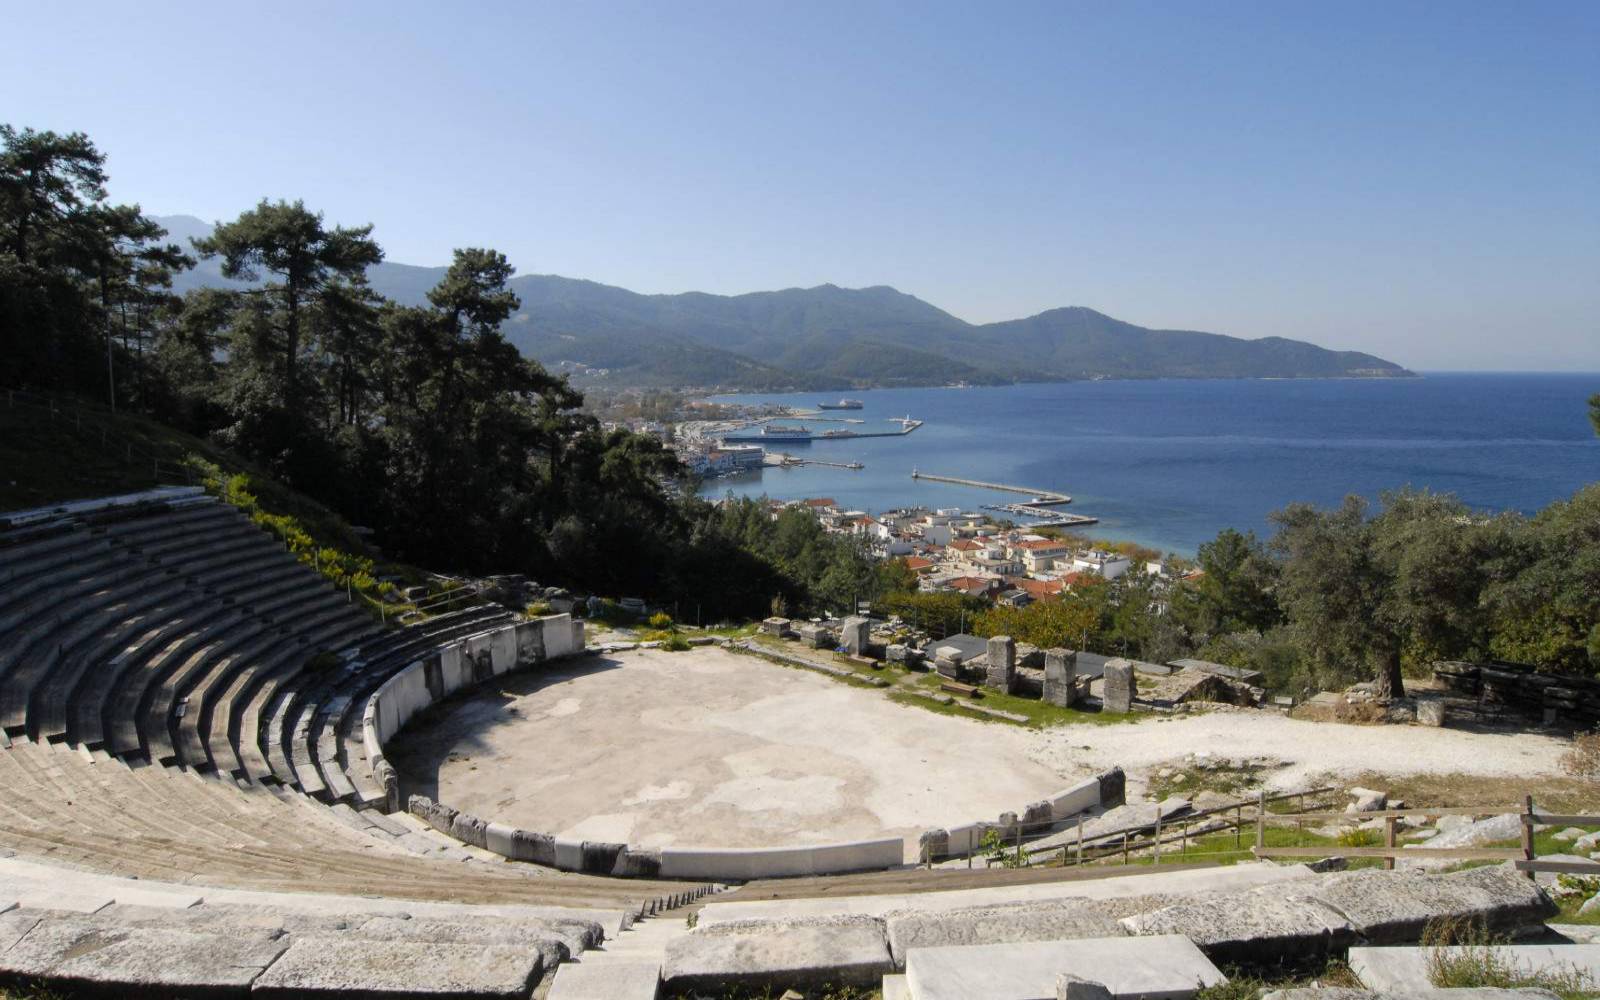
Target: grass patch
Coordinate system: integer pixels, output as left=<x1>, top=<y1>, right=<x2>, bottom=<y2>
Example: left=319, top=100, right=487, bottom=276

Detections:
left=906, top=672, right=1132, bottom=728
left=1149, top=758, right=1275, bottom=799
left=1424, top=917, right=1598, bottom=1000
left=1192, top=958, right=1364, bottom=1000
left=663, top=984, right=877, bottom=1000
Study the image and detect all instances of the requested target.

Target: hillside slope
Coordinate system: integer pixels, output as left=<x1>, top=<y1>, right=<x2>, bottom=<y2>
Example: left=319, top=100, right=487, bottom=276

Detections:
left=158, top=214, right=1412, bottom=389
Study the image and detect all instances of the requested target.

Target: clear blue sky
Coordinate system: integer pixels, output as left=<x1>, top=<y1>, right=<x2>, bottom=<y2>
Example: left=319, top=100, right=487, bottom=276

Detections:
left=6, top=1, right=1597, bottom=370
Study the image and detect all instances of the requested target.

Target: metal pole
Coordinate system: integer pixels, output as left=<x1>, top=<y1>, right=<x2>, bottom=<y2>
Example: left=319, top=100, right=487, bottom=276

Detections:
left=1153, top=812, right=1161, bottom=865
left=1076, top=815, right=1084, bottom=866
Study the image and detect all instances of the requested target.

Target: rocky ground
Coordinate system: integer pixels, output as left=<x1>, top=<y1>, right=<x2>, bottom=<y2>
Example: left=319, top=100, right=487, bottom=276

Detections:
left=1025, top=706, right=1574, bottom=799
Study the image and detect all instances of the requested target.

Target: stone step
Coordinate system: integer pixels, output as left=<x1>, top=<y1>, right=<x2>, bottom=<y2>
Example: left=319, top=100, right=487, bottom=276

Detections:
left=695, top=861, right=1317, bottom=927
left=662, top=914, right=895, bottom=994
left=1349, top=943, right=1600, bottom=993
left=903, top=934, right=1224, bottom=1000
left=0, top=910, right=288, bottom=996
left=547, top=960, right=662, bottom=1000
left=259, top=934, right=546, bottom=998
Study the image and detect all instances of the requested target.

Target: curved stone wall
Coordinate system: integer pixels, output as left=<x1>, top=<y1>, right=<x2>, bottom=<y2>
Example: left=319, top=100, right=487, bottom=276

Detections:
left=370, top=622, right=1116, bottom=881
left=363, top=613, right=583, bottom=811
left=919, top=767, right=1125, bottom=860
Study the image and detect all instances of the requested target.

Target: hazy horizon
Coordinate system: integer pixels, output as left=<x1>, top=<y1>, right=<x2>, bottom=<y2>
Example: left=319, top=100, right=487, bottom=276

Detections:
left=7, top=2, right=1597, bottom=371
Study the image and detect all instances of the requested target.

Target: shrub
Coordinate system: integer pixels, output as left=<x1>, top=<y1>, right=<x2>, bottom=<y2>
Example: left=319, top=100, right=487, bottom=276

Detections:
left=663, top=635, right=692, bottom=652
left=649, top=611, right=675, bottom=631
left=525, top=601, right=553, bottom=618
left=1336, top=827, right=1381, bottom=848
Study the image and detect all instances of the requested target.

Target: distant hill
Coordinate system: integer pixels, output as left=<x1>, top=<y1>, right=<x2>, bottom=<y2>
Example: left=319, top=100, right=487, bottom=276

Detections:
left=157, top=215, right=1413, bottom=389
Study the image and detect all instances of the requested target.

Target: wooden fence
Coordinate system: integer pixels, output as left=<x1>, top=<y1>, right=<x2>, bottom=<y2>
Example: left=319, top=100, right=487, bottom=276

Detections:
left=1253, top=794, right=1600, bottom=879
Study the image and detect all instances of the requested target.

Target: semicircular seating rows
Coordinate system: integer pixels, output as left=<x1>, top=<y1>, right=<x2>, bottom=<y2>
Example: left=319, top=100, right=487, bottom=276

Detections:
left=0, top=487, right=717, bottom=998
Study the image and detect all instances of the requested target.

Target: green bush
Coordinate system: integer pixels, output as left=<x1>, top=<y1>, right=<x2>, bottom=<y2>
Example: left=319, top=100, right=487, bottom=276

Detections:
left=649, top=611, right=675, bottom=630
left=663, top=635, right=692, bottom=652
left=1336, top=827, right=1381, bottom=848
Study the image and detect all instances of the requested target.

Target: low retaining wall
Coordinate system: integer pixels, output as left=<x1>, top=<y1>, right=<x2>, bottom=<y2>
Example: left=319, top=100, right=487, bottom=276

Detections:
left=363, top=613, right=585, bottom=812
left=408, top=793, right=904, bottom=881
left=920, top=767, right=1125, bottom=860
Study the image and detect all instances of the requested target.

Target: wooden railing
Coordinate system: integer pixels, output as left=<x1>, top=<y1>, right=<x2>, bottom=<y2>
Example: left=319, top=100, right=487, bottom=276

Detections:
left=1253, top=795, right=1600, bottom=878
left=943, top=785, right=1338, bottom=870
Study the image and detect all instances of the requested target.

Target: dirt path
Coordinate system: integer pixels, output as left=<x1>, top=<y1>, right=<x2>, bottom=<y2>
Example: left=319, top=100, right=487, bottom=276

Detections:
left=1025, top=709, right=1574, bottom=795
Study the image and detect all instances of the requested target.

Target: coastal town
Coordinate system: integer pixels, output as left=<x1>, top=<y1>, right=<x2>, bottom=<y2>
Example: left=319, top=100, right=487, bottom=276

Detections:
left=739, top=494, right=1182, bottom=608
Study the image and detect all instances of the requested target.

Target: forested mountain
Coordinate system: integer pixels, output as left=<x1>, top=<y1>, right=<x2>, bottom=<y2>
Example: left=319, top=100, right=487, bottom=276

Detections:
left=159, top=215, right=1411, bottom=389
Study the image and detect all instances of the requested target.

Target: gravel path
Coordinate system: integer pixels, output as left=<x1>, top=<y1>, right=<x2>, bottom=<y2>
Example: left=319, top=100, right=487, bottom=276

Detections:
left=1026, top=709, right=1573, bottom=793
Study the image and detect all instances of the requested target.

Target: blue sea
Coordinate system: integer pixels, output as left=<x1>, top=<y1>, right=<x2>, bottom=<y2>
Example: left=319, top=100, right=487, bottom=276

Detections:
left=698, top=374, right=1600, bottom=556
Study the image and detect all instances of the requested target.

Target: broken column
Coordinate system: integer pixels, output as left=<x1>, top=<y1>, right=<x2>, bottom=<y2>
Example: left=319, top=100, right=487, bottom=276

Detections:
left=760, top=616, right=792, bottom=637
left=841, top=616, right=871, bottom=656
left=1043, top=648, right=1078, bottom=707
left=986, top=635, right=1016, bottom=693
left=1103, top=658, right=1135, bottom=713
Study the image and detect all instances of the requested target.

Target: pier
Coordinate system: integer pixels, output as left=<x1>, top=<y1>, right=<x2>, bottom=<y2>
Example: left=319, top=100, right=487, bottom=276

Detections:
left=767, top=453, right=864, bottom=470
left=910, top=471, right=1069, bottom=504
left=911, top=471, right=1098, bottom=526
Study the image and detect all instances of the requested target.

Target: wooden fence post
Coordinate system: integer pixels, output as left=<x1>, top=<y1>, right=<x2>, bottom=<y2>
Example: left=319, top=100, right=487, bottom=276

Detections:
left=1076, top=815, right=1084, bottom=867
left=1384, top=815, right=1397, bottom=871
left=1255, top=789, right=1266, bottom=853
left=1522, top=795, right=1537, bottom=881
left=1153, top=812, right=1162, bottom=866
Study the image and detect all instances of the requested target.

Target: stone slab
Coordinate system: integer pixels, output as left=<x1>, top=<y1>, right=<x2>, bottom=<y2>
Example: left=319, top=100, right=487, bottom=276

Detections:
left=1121, top=886, right=1356, bottom=963
left=1305, top=866, right=1556, bottom=945
left=0, top=911, right=40, bottom=954
left=904, top=933, right=1224, bottom=1000
left=662, top=914, right=893, bottom=990
left=696, top=861, right=1317, bottom=926
left=546, top=961, right=661, bottom=1000
left=887, top=893, right=1177, bottom=965
left=1349, top=944, right=1600, bottom=993
left=882, top=972, right=912, bottom=1000
left=353, top=914, right=593, bottom=968
left=252, top=936, right=542, bottom=998
left=0, top=916, right=287, bottom=996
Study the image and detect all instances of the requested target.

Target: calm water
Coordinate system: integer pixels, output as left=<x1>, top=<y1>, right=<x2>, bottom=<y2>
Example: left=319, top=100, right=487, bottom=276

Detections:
left=699, top=374, right=1600, bottom=556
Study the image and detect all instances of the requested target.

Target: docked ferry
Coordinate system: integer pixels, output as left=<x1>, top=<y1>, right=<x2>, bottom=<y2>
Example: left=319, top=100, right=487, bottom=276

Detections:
left=817, top=398, right=864, bottom=410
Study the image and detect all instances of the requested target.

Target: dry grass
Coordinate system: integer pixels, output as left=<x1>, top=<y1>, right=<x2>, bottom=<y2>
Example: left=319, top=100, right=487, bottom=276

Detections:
left=1291, top=696, right=1388, bottom=725
left=1563, top=729, right=1600, bottom=779
left=1423, top=916, right=1597, bottom=1000
left=1338, top=770, right=1600, bottom=813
